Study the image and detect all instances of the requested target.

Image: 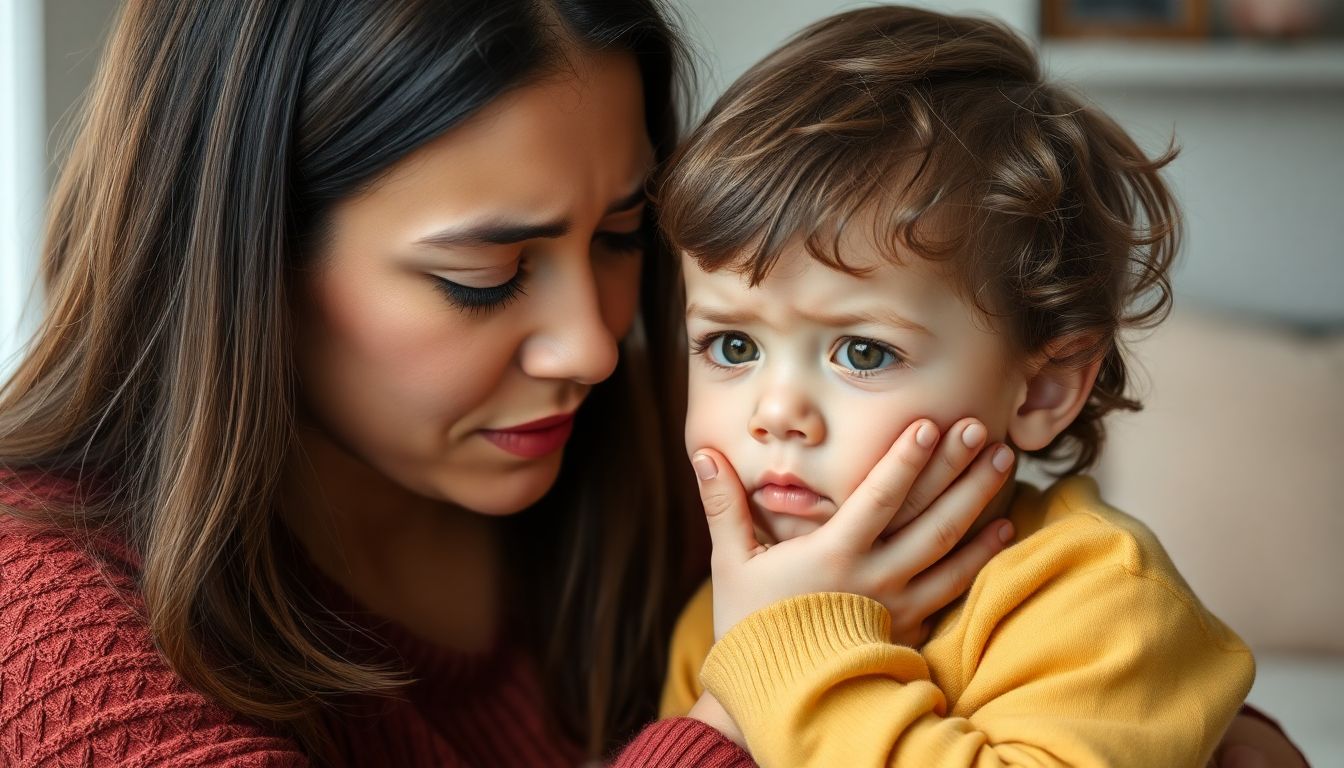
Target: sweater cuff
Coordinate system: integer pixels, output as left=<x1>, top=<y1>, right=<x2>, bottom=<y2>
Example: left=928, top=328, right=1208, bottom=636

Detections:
left=610, top=717, right=754, bottom=768
left=701, top=592, right=927, bottom=730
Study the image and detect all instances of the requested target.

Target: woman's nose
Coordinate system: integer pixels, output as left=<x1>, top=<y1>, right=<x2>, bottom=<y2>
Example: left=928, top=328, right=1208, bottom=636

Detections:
left=517, top=264, right=620, bottom=386
left=748, top=383, right=826, bottom=446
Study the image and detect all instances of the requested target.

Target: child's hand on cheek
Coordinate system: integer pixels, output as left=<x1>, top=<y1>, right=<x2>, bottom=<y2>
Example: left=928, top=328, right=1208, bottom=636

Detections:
left=691, top=418, right=1017, bottom=646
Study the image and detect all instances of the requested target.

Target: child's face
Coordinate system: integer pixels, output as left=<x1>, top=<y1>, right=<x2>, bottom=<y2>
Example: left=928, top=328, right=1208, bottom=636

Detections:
left=682, top=230, right=1027, bottom=544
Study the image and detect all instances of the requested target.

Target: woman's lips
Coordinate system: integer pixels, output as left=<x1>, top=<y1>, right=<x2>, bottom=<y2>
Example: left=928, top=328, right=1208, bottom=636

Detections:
left=479, top=413, right=575, bottom=459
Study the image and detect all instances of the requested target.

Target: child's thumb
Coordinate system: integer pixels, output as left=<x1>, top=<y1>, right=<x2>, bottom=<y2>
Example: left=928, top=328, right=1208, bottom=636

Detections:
left=690, top=449, right=757, bottom=565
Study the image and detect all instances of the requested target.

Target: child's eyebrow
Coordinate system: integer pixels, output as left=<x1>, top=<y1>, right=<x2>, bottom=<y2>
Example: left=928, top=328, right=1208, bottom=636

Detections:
left=685, top=303, right=933, bottom=337
left=800, top=309, right=933, bottom=337
left=684, top=304, right=756, bottom=326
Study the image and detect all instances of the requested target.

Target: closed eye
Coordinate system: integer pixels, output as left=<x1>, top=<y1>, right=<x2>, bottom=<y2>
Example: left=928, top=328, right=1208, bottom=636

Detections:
left=431, top=269, right=527, bottom=316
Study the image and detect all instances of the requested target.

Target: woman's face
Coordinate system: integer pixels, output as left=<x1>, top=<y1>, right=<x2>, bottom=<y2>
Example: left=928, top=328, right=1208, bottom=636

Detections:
left=294, top=51, right=653, bottom=516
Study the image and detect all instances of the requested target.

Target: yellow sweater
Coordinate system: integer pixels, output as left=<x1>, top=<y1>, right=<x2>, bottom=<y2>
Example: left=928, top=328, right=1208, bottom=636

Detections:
left=660, top=476, right=1254, bottom=767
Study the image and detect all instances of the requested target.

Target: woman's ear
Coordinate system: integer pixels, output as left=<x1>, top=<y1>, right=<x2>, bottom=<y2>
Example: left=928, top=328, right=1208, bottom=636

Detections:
left=1007, top=340, right=1104, bottom=452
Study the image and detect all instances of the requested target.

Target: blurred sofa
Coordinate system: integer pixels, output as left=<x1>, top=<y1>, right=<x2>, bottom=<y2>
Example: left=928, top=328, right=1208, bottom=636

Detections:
left=1092, top=304, right=1344, bottom=765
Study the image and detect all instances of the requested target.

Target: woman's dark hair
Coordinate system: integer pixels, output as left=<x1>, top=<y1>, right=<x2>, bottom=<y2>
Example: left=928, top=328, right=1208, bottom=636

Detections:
left=659, top=6, right=1179, bottom=476
left=0, top=0, right=699, bottom=759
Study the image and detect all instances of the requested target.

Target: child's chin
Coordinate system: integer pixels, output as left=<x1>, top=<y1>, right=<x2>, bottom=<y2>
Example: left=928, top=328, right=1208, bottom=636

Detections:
left=752, top=510, right=827, bottom=545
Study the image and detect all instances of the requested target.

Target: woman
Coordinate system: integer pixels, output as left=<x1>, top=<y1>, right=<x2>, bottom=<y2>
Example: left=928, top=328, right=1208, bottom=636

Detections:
left=0, top=1, right=712, bottom=763
left=0, top=0, right=1304, bottom=765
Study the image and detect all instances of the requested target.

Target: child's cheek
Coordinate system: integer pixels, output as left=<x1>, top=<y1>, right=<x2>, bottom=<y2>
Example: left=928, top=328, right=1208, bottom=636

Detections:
left=822, top=402, right=919, bottom=508
left=821, top=388, right=977, bottom=510
left=683, top=376, right=731, bottom=458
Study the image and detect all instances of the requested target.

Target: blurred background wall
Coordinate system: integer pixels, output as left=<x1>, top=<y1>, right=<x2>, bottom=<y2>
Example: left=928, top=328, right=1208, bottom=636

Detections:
left=1, top=0, right=1340, bottom=762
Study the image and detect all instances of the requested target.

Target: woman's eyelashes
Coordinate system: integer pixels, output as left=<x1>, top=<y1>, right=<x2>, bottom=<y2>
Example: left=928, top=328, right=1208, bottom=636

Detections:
left=689, top=331, right=905, bottom=377
left=430, top=228, right=643, bottom=315
left=431, top=267, right=528, bottom=315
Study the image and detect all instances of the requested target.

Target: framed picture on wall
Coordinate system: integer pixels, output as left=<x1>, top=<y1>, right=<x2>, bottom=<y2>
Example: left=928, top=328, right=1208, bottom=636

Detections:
left=1043, top=0, right=1210, bottom=38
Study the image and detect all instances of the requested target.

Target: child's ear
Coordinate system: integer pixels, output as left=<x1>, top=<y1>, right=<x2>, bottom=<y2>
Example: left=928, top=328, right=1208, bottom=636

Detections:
left=1007, top=339, right=1104, bottom=452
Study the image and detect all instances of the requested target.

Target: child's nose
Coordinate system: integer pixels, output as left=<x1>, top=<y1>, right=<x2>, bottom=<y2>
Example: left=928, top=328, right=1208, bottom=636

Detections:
left=748, top=386, right=826, bottom=446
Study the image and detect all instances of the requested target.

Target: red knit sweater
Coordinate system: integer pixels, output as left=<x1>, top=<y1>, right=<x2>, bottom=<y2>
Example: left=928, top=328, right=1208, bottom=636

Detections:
left=0, top=472, right=752, bottom=767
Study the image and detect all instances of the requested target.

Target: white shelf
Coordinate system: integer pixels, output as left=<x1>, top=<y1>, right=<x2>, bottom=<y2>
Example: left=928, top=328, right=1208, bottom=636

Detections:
left=1042, top=41, right=1344, bottom=90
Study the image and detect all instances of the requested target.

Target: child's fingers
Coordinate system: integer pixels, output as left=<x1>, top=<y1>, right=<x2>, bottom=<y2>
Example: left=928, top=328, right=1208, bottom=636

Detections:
left=893, top=518, right=1014, bottom=625
left=691, top=449, right=762, bottom=566
left=872, top=443, right=1014, bottom=580
left=882, top=418, right=987, bottom=537
left=824, top=419, right=940, bottom=550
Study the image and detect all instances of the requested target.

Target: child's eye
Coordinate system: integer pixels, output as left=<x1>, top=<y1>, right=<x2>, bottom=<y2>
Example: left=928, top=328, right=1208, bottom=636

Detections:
left=831, top=337, right=901, bottom=374
left=692, top=331, right=760, bottom=367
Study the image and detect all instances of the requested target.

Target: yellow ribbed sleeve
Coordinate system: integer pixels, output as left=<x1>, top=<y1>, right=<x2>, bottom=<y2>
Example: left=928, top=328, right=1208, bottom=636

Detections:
left=660, top=477, right=1255, bottom=768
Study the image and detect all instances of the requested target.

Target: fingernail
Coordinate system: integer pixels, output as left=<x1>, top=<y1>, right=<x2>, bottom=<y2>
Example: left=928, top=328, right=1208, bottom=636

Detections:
left=915, top=421, right=937, bottom=448
left=961, top=422, right=986, bottom=448
left=992, top=445, right=1014, bottom=472
left=997, top=520, right=1015, bottom=544
left=692, top=453, right=718, bottom=481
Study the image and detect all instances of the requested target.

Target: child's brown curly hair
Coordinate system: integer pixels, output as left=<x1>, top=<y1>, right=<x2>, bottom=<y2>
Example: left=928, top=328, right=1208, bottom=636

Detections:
left=657, top=5, right=1179, bottom=475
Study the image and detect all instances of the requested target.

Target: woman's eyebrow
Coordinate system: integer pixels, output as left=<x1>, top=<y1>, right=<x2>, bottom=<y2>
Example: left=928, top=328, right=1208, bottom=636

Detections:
left=415, top=186, right=648, bottom=249
left=416, top=220, right=570, bottom=248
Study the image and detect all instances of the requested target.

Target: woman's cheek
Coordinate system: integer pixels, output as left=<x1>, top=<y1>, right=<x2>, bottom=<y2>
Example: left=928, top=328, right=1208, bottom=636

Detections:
left=369, top=311, right=470, bottom=409
left=345, top=281, right=517, bottom=444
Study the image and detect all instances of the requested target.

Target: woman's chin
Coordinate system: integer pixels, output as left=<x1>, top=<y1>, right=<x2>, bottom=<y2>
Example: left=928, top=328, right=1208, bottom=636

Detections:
left=432, top=456, right=564, bottom=517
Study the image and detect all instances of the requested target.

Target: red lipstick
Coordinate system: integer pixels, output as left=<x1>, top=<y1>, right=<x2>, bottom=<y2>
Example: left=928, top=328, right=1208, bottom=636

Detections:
left=479, top=412, right=575, bottom=459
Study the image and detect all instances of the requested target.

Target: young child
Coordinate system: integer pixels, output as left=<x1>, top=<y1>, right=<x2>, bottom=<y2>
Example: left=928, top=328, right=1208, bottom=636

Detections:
left=653, top=6, right=1257, bottom=766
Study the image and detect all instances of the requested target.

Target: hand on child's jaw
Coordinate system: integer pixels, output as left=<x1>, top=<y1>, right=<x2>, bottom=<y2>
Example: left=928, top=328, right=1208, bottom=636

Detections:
left=691, top=416, right=1018, bottom=644
left=746, top=421, right=1020, bottom=551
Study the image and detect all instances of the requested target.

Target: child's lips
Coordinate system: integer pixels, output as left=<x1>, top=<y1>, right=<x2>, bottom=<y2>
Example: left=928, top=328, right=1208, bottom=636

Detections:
left=751, top=472, right=834, bottom=518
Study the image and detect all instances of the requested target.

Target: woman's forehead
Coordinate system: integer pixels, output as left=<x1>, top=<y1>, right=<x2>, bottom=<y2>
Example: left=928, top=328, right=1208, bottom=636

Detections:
left=328, top=52, right=653, bottom=241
